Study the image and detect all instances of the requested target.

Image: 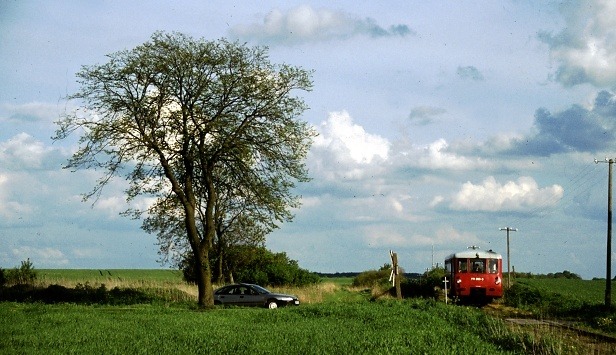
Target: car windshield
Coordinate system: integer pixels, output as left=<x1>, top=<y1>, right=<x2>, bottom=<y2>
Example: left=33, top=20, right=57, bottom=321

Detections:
left=250, top=285, right=270, bottom=294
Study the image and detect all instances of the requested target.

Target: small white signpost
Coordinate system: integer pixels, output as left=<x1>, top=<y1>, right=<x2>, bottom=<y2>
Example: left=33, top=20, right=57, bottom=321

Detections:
left=443, top=277, right=449, bottom=304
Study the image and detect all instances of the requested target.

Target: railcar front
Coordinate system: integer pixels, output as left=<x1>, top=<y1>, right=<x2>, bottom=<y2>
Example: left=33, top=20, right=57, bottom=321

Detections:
left=444, top=246, right=503, bottom=304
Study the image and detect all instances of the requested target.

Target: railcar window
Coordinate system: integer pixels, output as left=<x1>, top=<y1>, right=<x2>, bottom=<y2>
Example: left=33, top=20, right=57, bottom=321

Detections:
left=445, top=261, right=452, bottom=273
left=458, top=260, right=467, bottom=273
left=472, top=260, right=485, bottom=273
left=488, top=259, right=498, bottom=274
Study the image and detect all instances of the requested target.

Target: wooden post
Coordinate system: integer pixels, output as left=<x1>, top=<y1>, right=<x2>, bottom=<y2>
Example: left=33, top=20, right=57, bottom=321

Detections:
left=390, top=250, right=402, bottom=300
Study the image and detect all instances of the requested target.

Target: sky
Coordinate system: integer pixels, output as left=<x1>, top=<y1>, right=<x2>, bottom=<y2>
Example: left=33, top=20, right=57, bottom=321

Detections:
left=1, top=1, right=616, bottom=279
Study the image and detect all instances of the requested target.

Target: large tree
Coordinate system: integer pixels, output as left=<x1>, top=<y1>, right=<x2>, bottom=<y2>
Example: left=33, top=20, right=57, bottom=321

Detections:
left=54, top=32, right=315, bottom=307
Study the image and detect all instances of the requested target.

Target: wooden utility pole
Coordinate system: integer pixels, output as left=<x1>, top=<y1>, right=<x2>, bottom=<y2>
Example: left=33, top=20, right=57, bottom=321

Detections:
left=608, top=159, right=613, bottom=309
left=499, top=227, right=517, bottom=288
left=595, top=158, right=614, bottom=309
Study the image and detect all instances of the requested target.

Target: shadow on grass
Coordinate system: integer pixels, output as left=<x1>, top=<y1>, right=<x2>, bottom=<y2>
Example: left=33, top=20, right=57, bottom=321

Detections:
left=0, top=283, right=153, bottom=305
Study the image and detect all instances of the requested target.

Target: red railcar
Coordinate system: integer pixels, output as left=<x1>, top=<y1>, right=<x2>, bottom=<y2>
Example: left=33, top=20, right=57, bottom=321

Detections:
left=444, top=246, right=503, bottom=304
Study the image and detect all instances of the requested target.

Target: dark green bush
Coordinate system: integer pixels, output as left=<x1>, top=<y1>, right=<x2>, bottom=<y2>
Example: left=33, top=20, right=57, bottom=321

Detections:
left=182, top=246, right=320, bottom=287
left=4, top=259, right=37, bottom=285
left=352, top=267, right=391, bottom=288
left=400, top=267, right=446, bottom=299
left=0, top=282, right=154, bottom=305
left=231, top=247, right=320, bottom=287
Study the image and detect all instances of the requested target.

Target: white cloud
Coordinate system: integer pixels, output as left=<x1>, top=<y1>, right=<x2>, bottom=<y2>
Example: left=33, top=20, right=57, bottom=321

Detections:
left=430, top=195, right=444, bottom=208
left=94, top=196, right=126, bottom=218
left=230, top=5, right=413, bottom=44
left=542, top=0, right=616, bottom=87
left=315, top=111, right=389, bottom=164
left=415, top=139, right=490, bottom=170
left=450, top=176, right=564, bottom=212
left=311, top=111, right=390, bottom=180
left=0, top=173, right=35, bottom=220
left=0, top=133, right=53, bottom=170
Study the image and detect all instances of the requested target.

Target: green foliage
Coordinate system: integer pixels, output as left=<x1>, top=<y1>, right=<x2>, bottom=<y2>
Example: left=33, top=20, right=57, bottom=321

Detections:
left=3, top=259, right=37, bottom=286
left=351, top=267, right=391, bottom=288
left=183, top=246, right=320, bottom=287
left=400, top=267, right=446, bottom=299
left=0, top=283, right=155, bottom=305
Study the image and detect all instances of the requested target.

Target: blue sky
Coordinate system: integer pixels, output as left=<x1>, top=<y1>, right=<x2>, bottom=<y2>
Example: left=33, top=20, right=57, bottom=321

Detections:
left=1, top=1, right=616, bottom=279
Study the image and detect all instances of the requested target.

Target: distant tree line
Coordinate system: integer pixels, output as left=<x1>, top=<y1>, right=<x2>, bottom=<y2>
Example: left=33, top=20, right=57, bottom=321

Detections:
left=513, top=270, right=581, bottom=280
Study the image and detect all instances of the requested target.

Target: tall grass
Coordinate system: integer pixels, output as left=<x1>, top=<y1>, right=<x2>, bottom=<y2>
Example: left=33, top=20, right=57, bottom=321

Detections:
left=1, top=300, right=523, bottom=354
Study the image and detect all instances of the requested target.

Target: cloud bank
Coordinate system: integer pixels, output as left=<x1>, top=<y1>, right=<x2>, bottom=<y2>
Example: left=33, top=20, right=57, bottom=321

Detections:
left=230, top=5, right=414, bottom=45
left=541, top=0, right=616, bottom=87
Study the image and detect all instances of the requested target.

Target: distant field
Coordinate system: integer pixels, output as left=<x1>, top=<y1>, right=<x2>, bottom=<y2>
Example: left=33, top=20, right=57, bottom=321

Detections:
left=37, top=269, right=184, bottom=283
left=515, top=278, right=615, bottom=304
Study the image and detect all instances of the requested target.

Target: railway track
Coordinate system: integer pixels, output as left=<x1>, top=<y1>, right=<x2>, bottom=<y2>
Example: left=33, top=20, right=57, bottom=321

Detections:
left=484, top=303, right=616, bottom=353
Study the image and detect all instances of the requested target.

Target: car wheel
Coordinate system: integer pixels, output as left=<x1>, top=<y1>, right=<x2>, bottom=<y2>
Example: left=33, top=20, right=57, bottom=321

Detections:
left=267, top=300, right=278, bottom=309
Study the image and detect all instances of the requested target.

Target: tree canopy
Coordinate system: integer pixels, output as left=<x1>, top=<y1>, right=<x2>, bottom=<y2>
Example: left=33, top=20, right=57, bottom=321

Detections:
left=54, top=32, right=316, bottom=307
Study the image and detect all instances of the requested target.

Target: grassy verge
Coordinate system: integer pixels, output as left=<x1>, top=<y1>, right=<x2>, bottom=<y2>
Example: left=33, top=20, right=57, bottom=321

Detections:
left=0, top=298, right=558, bottom=354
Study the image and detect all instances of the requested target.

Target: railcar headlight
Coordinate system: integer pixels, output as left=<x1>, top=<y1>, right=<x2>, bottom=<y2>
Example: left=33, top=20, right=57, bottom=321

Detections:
left=495, top=277, right=501, bottom=285
left=456, top=278, right=462, bottom=284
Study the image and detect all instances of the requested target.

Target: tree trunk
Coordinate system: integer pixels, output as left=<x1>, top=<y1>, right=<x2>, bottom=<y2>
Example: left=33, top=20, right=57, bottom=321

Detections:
left=196, top=249, right=214, bottom=308
left=216, top=251, right=224, bottom=284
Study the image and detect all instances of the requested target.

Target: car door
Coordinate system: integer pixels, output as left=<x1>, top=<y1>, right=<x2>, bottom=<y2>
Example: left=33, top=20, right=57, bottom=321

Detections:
left=216, top=286, right=243, bottom=305
left=239, top=285, right=265, bottom=306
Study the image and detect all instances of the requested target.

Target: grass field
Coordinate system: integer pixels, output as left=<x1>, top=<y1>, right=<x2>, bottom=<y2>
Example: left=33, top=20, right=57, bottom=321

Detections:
left=1, top=270, right=615, bottom=354
left=36, top=269, right=185, bottom=284
left=516, top=278, right=613, bottom=305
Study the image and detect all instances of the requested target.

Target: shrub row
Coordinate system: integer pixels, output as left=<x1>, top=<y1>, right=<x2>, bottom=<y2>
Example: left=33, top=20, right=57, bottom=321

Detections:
left=0, top=283, right=155, bottom=305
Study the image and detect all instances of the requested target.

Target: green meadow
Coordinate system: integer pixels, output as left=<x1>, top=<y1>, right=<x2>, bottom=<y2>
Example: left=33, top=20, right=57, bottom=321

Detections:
left=1, top=270, right=615, bottom=354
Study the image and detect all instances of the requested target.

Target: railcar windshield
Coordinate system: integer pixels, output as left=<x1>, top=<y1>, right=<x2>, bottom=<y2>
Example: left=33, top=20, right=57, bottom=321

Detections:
left=458, top=259, right=467, bottom=273
left=471, top=260, right=485, bottom=273
left=488, top=259, right=498, bottom=274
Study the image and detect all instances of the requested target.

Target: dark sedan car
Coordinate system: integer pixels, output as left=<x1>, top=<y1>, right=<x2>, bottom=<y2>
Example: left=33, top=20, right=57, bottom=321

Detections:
left=213, top=283, right=300, bottom=309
